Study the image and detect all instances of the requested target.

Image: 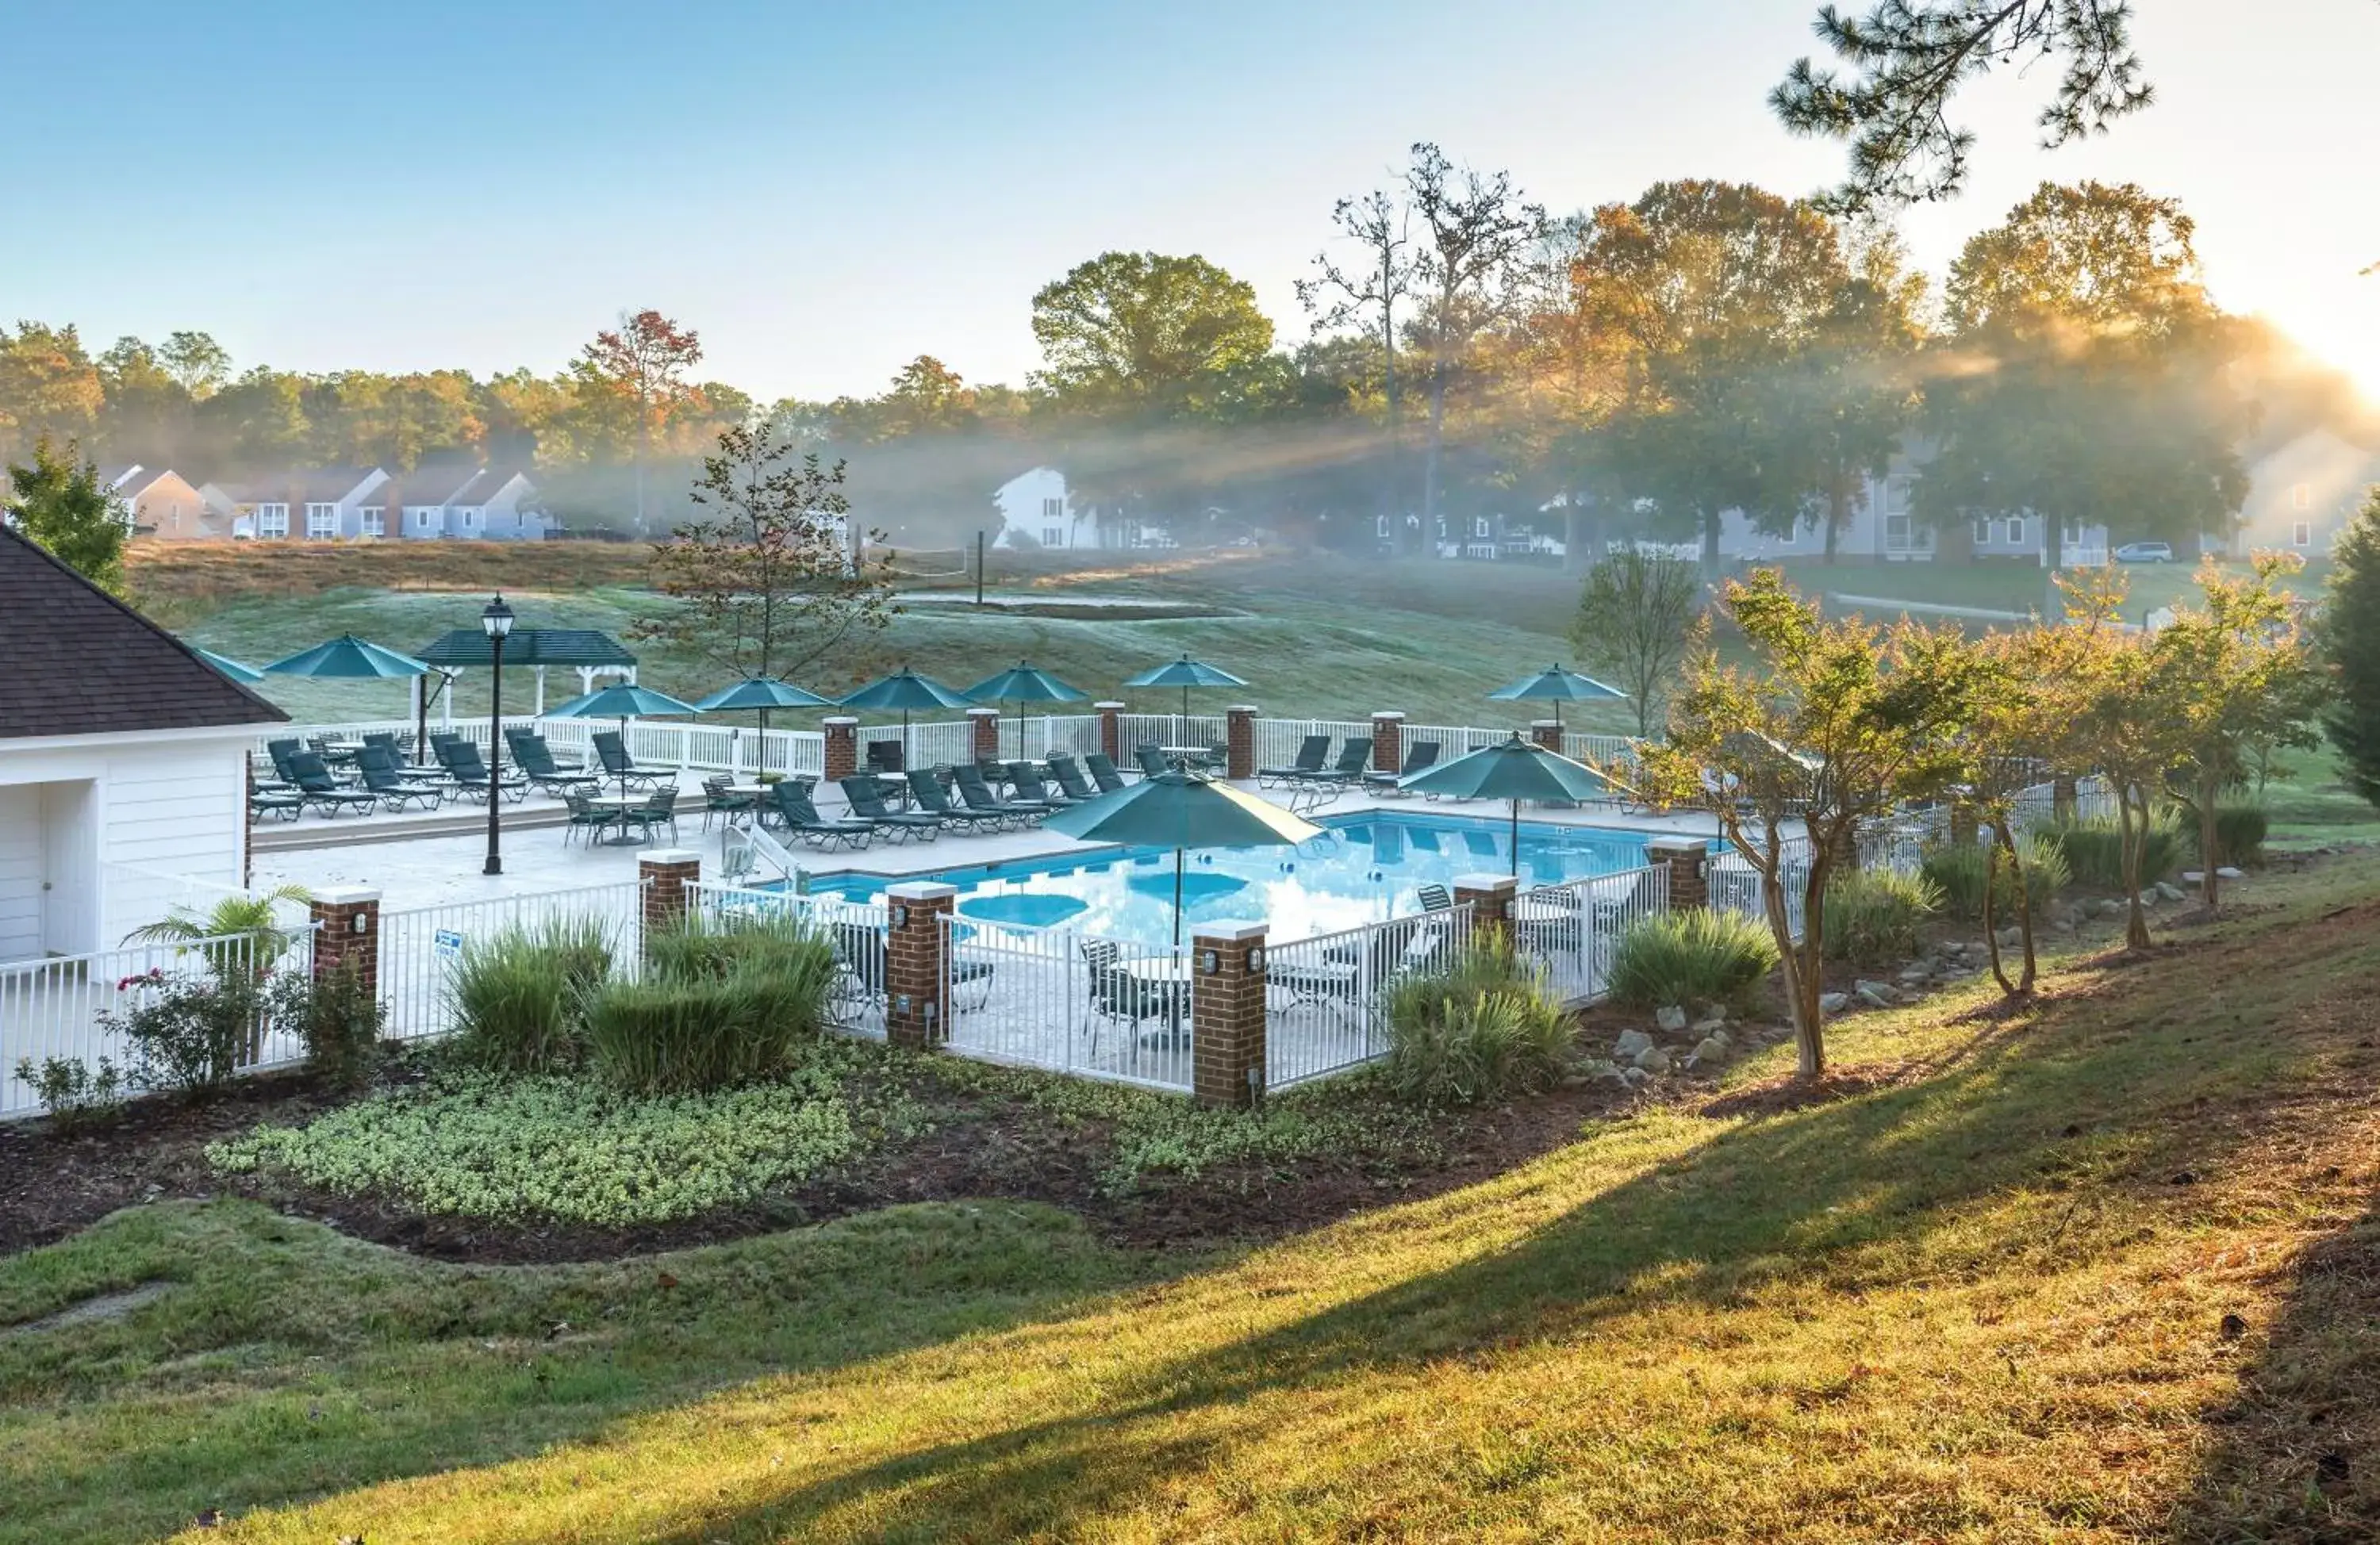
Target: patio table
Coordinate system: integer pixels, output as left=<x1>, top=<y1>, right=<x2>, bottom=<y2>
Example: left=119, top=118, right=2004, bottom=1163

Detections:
left=583, top=796, right=654, bottom=845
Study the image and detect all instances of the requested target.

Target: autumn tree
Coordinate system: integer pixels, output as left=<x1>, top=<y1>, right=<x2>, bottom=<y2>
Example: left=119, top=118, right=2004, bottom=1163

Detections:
left=158, top=331, right=232, bottom=398
left=1640, top=569, right=1982, bottom=1075
left=1299, top=186, right=1418, bottom=545
left=0, top=322, right=105, bottom=461
left=629, top=421, right=895, bottom=682
left=1953, top=624, right=2071, bottom=994
left=577, top=309, right=705, bottom=530
left=5, top=438, right=128, bottom=596
left=2048, top=566, right=2181, bottom=948
left=1568, top=548, right=1702, bottom=738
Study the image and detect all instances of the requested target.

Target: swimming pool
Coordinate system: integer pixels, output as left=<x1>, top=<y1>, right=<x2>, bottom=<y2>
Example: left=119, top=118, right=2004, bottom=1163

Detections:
left=794, top=810, right=1683, bottom=945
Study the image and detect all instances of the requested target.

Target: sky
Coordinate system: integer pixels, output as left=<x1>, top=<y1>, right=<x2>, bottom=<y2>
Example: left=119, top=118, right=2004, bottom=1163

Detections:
left=6, top=0, right=2378, bottom=403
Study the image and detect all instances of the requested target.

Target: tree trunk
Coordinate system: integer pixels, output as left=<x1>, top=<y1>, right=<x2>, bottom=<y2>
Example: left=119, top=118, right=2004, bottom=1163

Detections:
left=1982, top=837, right=2011, bottom=995
left=1701, top=508, right=1722, bottom=580
left=2043, top=518, right=2067, bottom=619
left=2118, top=784, right=2151, bottom=949
left=1824, top=470, right=1847, bottom=565
left=2198, top=765, right=2223, bottom=908
left=1788, top=848, right=1835, bottom=1079
left=1382, top=308, right=1402, bottom=555
left=2002, top=820, right=2039, bottom=991
left=1422, top=367, right=1446, bottom=558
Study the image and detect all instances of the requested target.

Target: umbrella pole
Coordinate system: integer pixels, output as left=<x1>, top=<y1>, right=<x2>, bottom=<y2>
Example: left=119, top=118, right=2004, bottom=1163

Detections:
left=619, top=716, right=629, bottom=802
left=758, top=705, right=770, bottom=777
left=1173, top=845, right=1184, bottom=949
left=1511, top=798, right=1520, bottom=877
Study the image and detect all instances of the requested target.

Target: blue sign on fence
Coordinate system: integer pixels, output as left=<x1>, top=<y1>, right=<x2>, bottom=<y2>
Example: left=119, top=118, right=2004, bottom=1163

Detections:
left=433, top=929, right=465, bottom=960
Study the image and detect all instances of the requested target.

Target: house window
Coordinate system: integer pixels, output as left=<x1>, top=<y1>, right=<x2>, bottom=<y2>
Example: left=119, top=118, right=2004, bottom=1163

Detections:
left=1972, top=518, right=1991, bottom=546
left=2294, top=521, right=2313, bottom=548
left=1472, top=517, right=1490, bottom=539
left=359, top=506, right=384, bottom=537
left=1775, top=523, right=1796, bottom=547
left=1886, top=512, right=1913, bottom=550
left=1042, top=527, right=1062, bottom=546
left=2292, top=482, right=2312, bottom=510
left=1886, top=477, right=1912, bottom=514
left=1041, top=496, right=1063, bottom=519
left=459, top=508, right=478, bottom=529
left=2009, top=517, right=2029, bottom=546
left=255, top=503, right=289, bottom=538
left=305, top=502, right=337, bottom=538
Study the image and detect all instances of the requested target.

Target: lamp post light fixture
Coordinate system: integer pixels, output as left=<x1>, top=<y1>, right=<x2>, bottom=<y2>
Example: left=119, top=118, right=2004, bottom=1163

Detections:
left=482, top=594, right=515, bottom=876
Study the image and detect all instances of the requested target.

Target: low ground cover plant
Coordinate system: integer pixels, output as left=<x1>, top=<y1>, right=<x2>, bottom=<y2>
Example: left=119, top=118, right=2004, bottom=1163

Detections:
left=1606, top=908, right=1779, bottom=1013
left=1921, top=833, right=2069, bottom=922
left=1381, top=941, right=1572, bottom=1106
left=1820, top=867, right=1942, bottom=964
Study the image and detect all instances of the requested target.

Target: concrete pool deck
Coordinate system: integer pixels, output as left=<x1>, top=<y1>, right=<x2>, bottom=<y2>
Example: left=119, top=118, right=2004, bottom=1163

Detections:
left=253, top=776, right=1729, bottom=913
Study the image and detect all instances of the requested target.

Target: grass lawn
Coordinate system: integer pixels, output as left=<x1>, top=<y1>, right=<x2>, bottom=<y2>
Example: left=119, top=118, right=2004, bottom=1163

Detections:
left=6, top=858, right=2378, bottom=1542
left=1775, top=554, right=2332, bottom=623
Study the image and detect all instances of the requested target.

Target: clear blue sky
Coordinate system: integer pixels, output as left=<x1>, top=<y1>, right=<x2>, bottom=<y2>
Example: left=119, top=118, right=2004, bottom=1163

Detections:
left=8, top=0, right=2376, bottom=401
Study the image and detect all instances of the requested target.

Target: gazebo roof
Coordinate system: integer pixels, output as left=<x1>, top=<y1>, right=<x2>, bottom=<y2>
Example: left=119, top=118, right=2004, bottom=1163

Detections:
left=413, top=627, right=638, bottom=669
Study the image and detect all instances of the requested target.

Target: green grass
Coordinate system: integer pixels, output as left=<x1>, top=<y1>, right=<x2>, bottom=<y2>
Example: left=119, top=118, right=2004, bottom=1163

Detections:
left=1777, top=554, right=2331, bottom=624
left=6, top=863, right=2380, bottom=1539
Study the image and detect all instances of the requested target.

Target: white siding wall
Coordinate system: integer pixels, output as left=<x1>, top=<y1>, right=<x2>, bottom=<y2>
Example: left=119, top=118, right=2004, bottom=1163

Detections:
left=0, top=784, right=38, bottom=961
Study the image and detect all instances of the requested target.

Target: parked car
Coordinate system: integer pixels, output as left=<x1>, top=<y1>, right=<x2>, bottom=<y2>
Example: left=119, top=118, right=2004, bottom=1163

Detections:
left=2113, top=541, right=2175, bottom=564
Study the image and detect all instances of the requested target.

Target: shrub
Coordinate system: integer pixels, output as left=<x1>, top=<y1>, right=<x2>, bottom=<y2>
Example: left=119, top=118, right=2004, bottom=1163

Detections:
left=1920, top=834, right=2070, bottom=922
left=2205, top=803, right=2271, bottom=868
left=2047, top=815, right=2183, bottom=891
left=1821, top=868, right=1942, bottom=965
left=286, top=960, right=387, bottom=1086
left=13, top=1056, right=125, bottom=1127
left=100, top=966, right=266, bottom=1092
left=585, top=912, right=837, bottom=1094
left=1606, top=909, right=1780, bottom=1013
left=447, top=918, right=613, bottom=1073
left=1380, top=941, right=1572, bottom=1106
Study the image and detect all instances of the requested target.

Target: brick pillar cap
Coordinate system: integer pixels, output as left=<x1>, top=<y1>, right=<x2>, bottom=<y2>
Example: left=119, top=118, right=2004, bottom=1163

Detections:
left=1372, top=711, right=1407, bottom=723
left=312, top=886, right=381, bottom=906
left=1192, top=920, right=1269, bottom=944
left=1532, top=719, right=1564, bottom=730
left=823, top=715, right=858, bottom=726
left=886, top=880, right=959, bottom=903
left=966, top=706, right=1001, bottom=718
left=1226, top=703, right=1258, bottom=715
left=1452, top=872, right=1518, bottom=896
left=640, top=849, right=703, bottom=867
left=1094, top=700, right=1127, bottom=710
left=1645, top=836, right=1710, bottom=858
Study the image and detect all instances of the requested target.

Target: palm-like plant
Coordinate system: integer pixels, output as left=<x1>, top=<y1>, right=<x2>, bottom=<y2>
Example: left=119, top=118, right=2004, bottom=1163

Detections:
left=123, top=887, right=314, bottom=974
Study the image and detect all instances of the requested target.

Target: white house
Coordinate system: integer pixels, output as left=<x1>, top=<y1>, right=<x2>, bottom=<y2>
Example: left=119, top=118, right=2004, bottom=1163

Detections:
left=0, top=525, right=286, bottom=960
left=2236, top=429, right=2380, bottom=557
left=202, top=467, right=391, bottom=541
left=992, top=467, right=1097, bottom=550
left=96, top=465, right=221, bottom=539
left=451, top=468, right=547, bottom=541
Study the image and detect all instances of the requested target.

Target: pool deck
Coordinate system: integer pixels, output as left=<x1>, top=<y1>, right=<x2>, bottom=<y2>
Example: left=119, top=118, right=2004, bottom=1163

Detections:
left=253, top=774, right=1729, bottom=914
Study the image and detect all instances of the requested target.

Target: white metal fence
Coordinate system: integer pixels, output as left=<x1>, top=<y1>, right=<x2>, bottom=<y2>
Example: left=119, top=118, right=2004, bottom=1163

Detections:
left=2, top=928, right=317, bottom=1119
left=1264, top=903, right=1477, bottom=1091
left=686, top=882, right=896, bottom=1038
left=378, top=880, right=649, bottom=1041
left=940, top=916, right=1197, bottom=1092
left=1514, top=863, right=1668, bottom=1005
left=1711, top=838, right=1814, bottom=943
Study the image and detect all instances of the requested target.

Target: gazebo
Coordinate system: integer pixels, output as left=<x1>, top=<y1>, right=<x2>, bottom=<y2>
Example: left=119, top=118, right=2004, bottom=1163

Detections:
left=413, top=627, right=639, bottom=715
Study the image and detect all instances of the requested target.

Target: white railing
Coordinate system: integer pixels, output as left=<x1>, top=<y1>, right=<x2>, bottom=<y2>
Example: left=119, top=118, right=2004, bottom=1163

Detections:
left=1561, top=730, right=1641, bottom=772
left=1514, top=863, right=1668, bottom=1005
left=2, top=928, right=316, bottom=1119
left=939, top=917, right=1196, bottom=1093
left=1117, top=712, right=1227, bottom=760
left=996, top=714, right=1102, bottom=762
left=1264, top=903, right=1476, bottom=1091
left=1250, top=718, right=1372, bottom=775
left=1711, top=838, right=1814, bottom=942
left=686, top=882, right=893, bottom=1038
left=378, top=880, right=648, bottom=1041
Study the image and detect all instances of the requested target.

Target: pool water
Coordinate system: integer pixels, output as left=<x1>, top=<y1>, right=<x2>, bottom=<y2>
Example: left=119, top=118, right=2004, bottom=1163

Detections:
left=795, top=810, right=1679, bottom=945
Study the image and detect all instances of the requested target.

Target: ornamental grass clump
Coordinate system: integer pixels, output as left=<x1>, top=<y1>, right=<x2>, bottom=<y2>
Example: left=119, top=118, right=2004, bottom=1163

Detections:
left=2048, top=814, right=2182, bottom=891
left=1606, top=909, right=1780, bottom=1014
left=1381, top=940, right=1572, bottom=1106
left=447, top=918, right=614, bottom=1073
left=1921, top=834, right=2069, bottom=922
left=1820, top=867, right=1942, bottom=965
left=584, top=911, right=837, bottom=1095
left=2205, top=803, right=2271, bottom=868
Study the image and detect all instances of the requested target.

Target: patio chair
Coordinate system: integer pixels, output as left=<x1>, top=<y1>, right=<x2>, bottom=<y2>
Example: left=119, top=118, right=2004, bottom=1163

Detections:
left=865, top=739, right=907, bottom=775
left=560, top=788, right=625, bottom=845
left=1083, top=752, right=1128, bottom=795
left=1258, top=735, right=1330, bottom=788
left=905, top=769, right=1008, bottom=833
left=248, top=786, right=305, bottom=822
left=1265, top=950, right=1361, bottom=1015
left=265, top=738, right=306, bottom=786
left=1293, top=737, right=1374, bottom=788
left=699, top=774, right=758, bottom=831
left=1082, top=940, right=1181, bottom=1029
left=438, top=739, right=530, bottom=803
left=1045, top=753, right=1101, bottom=803
left=508, top=730, right=599, bottom=794
left=954, top=764, right=1050, bottom=826
left=834, top=920, right=992, bottom=1026
left=973, top=756, right=1018, bottom=796
left=612, top=787, right=680, bottom=845
left=1416, top=882, right=1455, bottom=914
left=286, top=751, right=380, bottom=818
left=770, top=783, right=874, bottom=849
left=1133, top=742, right=1169, bottom=779
left=591, top=730, right=669, bottom=793
left=1005, top=761, right=1076, bottom=807
left=355, top=748, right=446, bottom=811
left=840, top=776, right=944, bottom=842
left=1364, top=740, right=1441, bottom=796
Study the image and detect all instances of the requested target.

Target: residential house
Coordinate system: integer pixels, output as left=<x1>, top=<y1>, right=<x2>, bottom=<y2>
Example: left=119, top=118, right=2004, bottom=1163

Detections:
left=389, top=460, right=478, bottom=540
left=98, top=466, right=221, bottom=539
left=992, top=467, right=1097, bottom=550
left=202, top=467, right=391, bottom=541
left=449, top=468, right=547, bottom=541
left=0, top=524, right=286, bottom=960
left=2236, top=428, right=2380, bottom=558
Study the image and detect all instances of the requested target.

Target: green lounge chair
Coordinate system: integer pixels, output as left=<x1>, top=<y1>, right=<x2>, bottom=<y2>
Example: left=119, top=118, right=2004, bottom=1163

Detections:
left=1045, top=754, right=1100, bottom=802
left=1005, top=761, right=1077, bottom=807
left=954, top=764, right=1050, bottom=825
left=1083, top=752, right=1127, bottom=794
left=905, top=769, right=1008, bottom=833
left=1294, top=737, right=1373, bottom=787
left=591, top=730, right=670, bottom=793
left=286, top=751, right=379, bottom=818
left=1259, top=734, right=1329, bottom=788
left=771, top=783, right=873, bottom=849
left=840, top=777, right=943, bottom=842
left=355, top=749, right=446, bottom=811
left=1364, top=739, right=1441, bottom=796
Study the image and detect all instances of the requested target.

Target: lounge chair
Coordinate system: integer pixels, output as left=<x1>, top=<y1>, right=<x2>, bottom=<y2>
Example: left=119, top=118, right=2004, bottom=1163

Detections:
left=591, top=730, right=669, bottom=793
left=438, top=740, right=530, bottom=803
left=841, top=777, right=944, bottom=842
left=1083, top=940, right=1182, bottom=1029
left=1133, top=743, right=1169, bottom=779
left=973, top=756, right=1015, bottom=796
left=612, top=787, right=679, bottom=845
left=286, top=751, right=379, bottom=818
left=1083, top=752, right=1128, bottom=794
left=1045, top=753, right=1101, bottom=803
left=264, top=738, right=306, bottom=786
left=905, top=769, right=1009, bottom=833
left=1005, top=761, right=1076, bottom=807
left=248, top=787, right=305, bottom=822
left=508, top=730, right=601, bottom=794
left=1295, top=737, right=1373, bottom=788
left=1258, top=734, right=1330, bottom=789
left=954, top=764, right=1052, bottom=825
left=355, top=749, right=446, bottom=811
left=1365, top=740, right=1441, bottom=796
left=770, top=783, right=873, bottom=849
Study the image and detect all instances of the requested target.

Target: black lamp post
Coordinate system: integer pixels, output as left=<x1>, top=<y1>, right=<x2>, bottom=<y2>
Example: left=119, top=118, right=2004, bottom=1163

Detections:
left=482, top=594, right=515, bottom=876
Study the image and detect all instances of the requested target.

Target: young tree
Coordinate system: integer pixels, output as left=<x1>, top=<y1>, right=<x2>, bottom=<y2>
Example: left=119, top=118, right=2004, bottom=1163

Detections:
left=1568, top=548, right=1702, bottom=738
left=4, top=437, right=128, bottom=595
left=158, top=330, right=232, bottom=398
left=2323, top=488, right=2380, bottom=811
left=1640, top=569, right=1981, bottom=1076
left=2049, top=566, right=2180, bottom=949
left=628, top=422, right=896, bottom=681
left=577, top=310, right=704, bottom=531
left=1955, top=625, right=2071, bottom=995
left=1299, top=187, right=1417, bottom=547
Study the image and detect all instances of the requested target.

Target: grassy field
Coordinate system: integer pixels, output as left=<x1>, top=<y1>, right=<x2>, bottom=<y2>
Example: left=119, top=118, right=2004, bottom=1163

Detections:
left=1772, top=554, right=2332, bottom=622
left=5, top=858, right=2378, bottom=1542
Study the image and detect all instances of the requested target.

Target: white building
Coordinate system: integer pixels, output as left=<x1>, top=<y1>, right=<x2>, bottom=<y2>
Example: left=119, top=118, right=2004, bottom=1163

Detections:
left=992, top=467, right=1097, bottom=550
left=2236, top=429, right=2380, bottom=557
left=201, top=467, right=391, bottom=541
left=0, top=526, right=286, bottom=960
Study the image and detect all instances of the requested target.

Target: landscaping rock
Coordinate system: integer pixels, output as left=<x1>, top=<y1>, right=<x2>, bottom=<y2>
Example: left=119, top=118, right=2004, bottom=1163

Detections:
left=1997, top=926, right=2022, bottom=946
left=1633, top=1045, right=1672, bottom=1075
left=1613, top=1029, right=1654, bottom=1060
left=1896, top=967, right=1929, bottom=986
left=2217, top=866, right=2243, bottom=880
left=2155, top=880, right=2187, bottom=903
left=1692, top=1034, right=1731, bottom=1066
left=1622, top=1066, right=1651, bottom=1087
left=2094, top=899, right=2125, bottom=919
left=1856, top=983, right=1896, bottom=1010
left=1655, top=1005, right=1689, bottom=1033
left=1691, top=1014, right=1727, bottom=1038
left=1819, top=991, right=1850, bottom=1015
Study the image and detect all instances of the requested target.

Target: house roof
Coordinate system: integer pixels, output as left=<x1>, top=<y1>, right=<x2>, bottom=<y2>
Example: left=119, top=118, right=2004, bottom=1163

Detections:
left=0, top=525, right=286, bottom=740
left=221, top=466, right=385, bottom=504
left=96, top=464, right=142, bottom=491
left=393, top=467, right=478, bottom=508
left=412, top=627, right=639, bottom=669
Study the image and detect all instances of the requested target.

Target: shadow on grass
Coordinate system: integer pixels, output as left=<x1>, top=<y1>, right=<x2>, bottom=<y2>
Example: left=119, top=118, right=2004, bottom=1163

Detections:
left=605, top=906, right=2380, bottom=1543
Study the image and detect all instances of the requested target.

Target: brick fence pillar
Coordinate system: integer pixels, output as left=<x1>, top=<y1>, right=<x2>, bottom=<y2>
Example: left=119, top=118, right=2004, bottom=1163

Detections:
left=1948, top=800, right=1979, bottom=847
left=1096, top=700, right=1125, bottom=764
left=1371, top=711, right=1405, bottom=778
left=1645, top=838, right=1708, bottom=912
left=884, top=881, right=958, bottom=1049
left=639, top=849, right=701, bottom=943
left=2052, top=776, right=2079, bottom=825
left=1531, top=719, right=1564, bottom=753
left=968, top=707, right=1003, bottom=765
left=308, top=887, right=381, bottom=996
left=1191, top=921, right=1269, bottom=1109
left=1225, top=705, right=1257, bottom=781
left=1453, top=872, right=1517, bottom=944
left=823, top=715, right=858, bottom=783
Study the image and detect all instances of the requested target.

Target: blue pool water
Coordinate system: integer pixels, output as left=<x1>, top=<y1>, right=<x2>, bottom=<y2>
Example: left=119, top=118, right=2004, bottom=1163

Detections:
left=796, top=810, right=1679, bottom=945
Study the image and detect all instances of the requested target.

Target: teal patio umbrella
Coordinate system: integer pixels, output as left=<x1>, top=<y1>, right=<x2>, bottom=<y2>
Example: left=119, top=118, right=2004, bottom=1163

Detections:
left=1399, top=733, right=1631, bottom=876
left=1043, top=766, right=1319, bottom=946
left=1123, top=654, right=1249, bottom=745
left=964, top=661, right=1088, bottom=762
left=1487, top=663, right=1626, bottom=729
left=839, top=667, right=977, bottom=770
left=693, top=677, right=837, bottom=777
left=190, top=646, right=265, bottom=684
left=262, top=632, right=432, bottom=727
left=545, top=682, right=703, bottom=799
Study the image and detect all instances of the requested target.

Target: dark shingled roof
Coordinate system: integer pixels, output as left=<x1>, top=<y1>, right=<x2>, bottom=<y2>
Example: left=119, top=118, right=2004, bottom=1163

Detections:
left=0, top=525, right=287, bottom=740
left=413, top=627, right=639, bottom=669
